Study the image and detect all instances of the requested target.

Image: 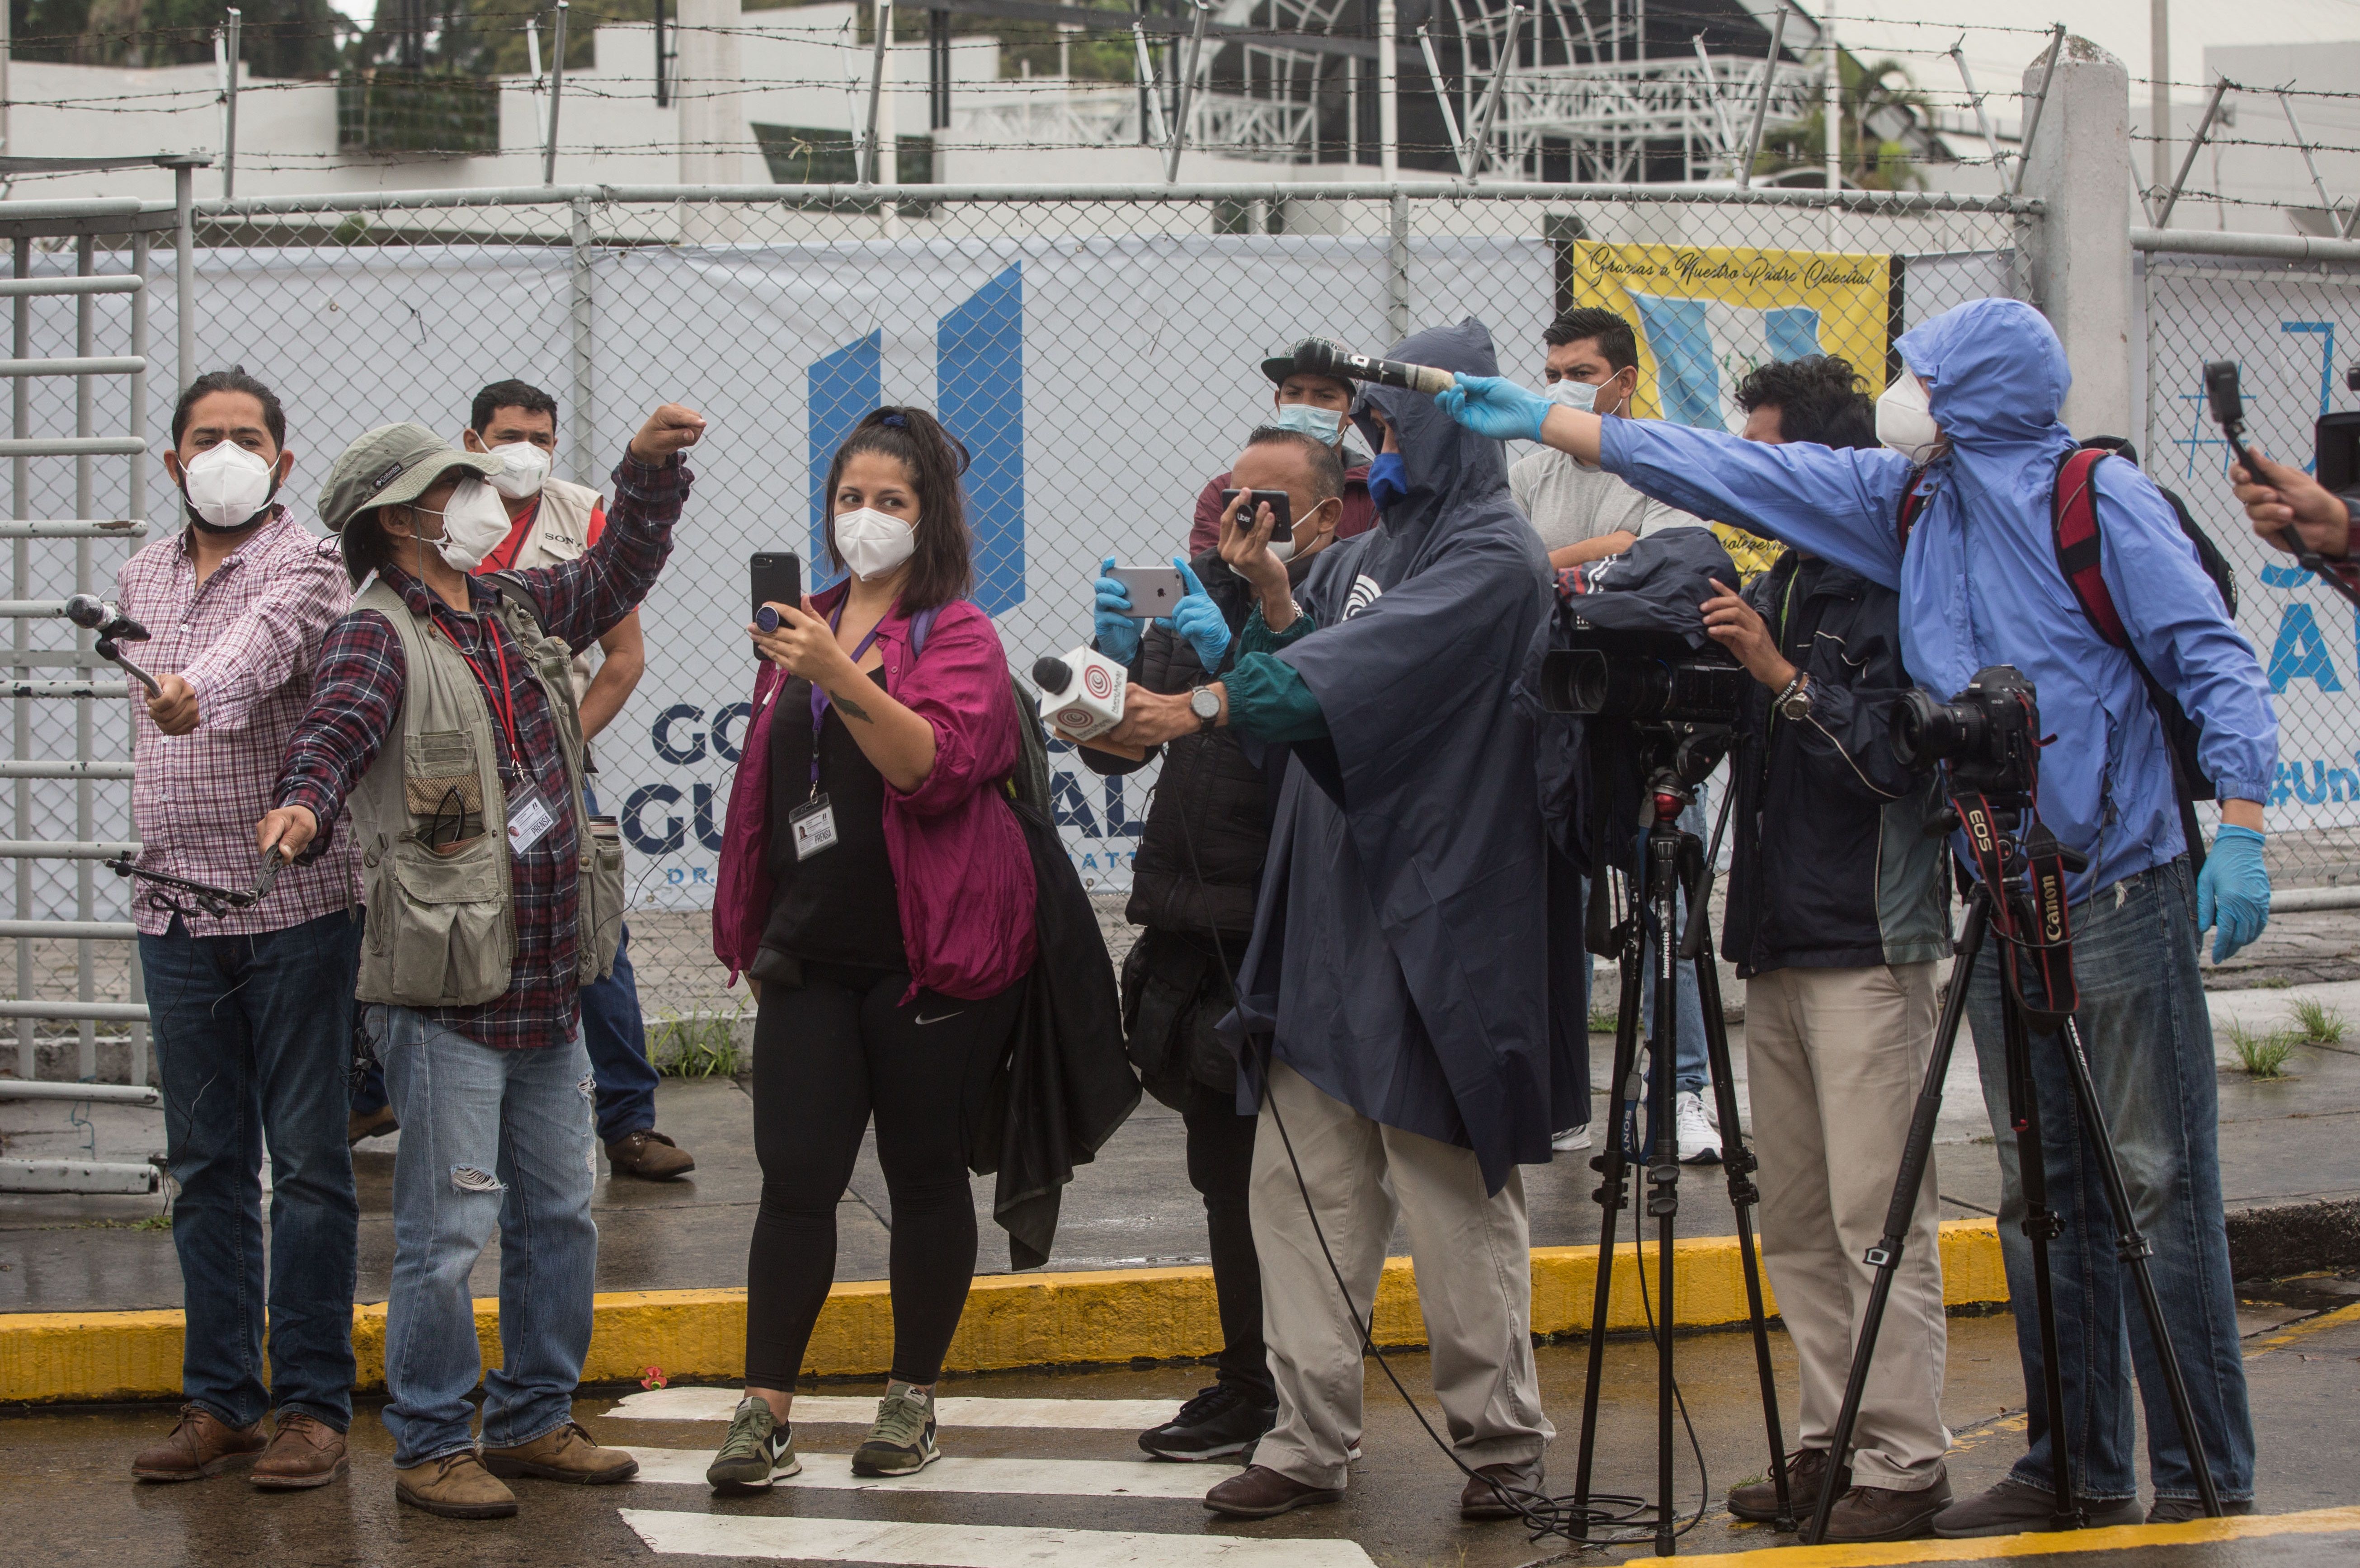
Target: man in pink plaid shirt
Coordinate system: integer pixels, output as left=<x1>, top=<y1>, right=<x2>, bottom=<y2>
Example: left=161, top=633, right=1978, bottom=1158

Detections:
left=119, top=369, right=367, bottom=1494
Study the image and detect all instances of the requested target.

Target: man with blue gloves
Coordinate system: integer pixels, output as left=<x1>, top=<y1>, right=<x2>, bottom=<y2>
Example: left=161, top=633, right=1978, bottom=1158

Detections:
left=1083, top=424, right=1349, bottom=1464
left=1439, top=297, right=2274, bottom=1535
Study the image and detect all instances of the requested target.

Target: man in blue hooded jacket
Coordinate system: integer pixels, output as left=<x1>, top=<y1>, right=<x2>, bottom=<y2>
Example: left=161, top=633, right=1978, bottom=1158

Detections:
left=1110, top=319, right=1575, bottom=1525
left=1438, top=297, right=2273, bottom=1535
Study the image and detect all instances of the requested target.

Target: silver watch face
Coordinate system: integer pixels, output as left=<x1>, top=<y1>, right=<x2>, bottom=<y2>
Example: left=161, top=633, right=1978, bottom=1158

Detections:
left=1191, top=687, right=1221, bottom=720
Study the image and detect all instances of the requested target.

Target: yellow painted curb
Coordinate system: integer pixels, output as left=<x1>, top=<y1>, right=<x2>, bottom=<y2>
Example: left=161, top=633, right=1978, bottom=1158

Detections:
left=0, top=1218, right=2005, bottom=1405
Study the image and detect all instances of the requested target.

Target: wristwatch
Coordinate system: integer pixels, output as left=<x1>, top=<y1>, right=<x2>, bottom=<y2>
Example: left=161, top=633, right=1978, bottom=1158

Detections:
left=1189, top=686, right=1223, bottom=733
left=1775, top=672, right=1813, bottom=722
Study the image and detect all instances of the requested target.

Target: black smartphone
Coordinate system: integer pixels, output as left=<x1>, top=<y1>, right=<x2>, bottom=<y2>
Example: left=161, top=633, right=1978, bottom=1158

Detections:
left=750, top=551, right=802, bottom=622
left=1220, top=487, right=1293, bottom=544
left=2203, top=362, right=2259, bottom=473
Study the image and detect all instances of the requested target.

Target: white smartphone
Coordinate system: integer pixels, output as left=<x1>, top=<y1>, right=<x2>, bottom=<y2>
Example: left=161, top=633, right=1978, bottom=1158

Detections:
left=1107, top=565, right=1186, bottom=619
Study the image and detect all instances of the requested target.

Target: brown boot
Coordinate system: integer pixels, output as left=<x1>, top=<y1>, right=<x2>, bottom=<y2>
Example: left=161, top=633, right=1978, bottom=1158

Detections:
left=605, top=1129, right=695, bottom=1181
left=1203, top=1464, right=1344, bottom=1518
left=347, top=1105, right=399, bottom=1145
left=1460, top=1457, right=1545, bottom=1520
left=481, top=1421, right=640, bottom=1485
left=131, top=1404, right=266, bottom=1482
left=395, top=1451, right=518, bottom=1519
left=251, top=1411, right=349, bottom=1491
left=1729, top=1448, right=1845, bottom=1525
left=1810, top=1473, right=1953, bottom=1544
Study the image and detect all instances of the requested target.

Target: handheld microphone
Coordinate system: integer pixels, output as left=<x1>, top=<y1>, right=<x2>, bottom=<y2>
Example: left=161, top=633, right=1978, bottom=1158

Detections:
left=1291, top=336, right=1456, bottom=397
left=1032, top=649, right=1128, bottom=743
left=65, top=594, right=162, bottom=697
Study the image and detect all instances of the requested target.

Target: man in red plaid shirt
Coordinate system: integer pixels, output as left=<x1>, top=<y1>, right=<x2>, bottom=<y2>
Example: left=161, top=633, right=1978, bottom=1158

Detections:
left=121, top=368, right=368, bottom=1494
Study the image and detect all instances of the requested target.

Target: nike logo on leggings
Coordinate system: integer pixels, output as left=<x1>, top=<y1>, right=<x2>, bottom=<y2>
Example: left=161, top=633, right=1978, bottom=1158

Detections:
left=913, top=1010, right=962, bottom=1026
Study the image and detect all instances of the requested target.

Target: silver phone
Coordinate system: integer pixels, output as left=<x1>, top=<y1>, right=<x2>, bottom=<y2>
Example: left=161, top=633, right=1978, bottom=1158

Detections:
left=1107, top=565, right=1186, bottom=618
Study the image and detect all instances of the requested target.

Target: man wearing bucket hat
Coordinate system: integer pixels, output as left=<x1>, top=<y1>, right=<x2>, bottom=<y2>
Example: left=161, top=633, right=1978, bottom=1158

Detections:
left=258, top=401, right=704, bottom=1521
left=1186, top=345, right=1377, bottom=556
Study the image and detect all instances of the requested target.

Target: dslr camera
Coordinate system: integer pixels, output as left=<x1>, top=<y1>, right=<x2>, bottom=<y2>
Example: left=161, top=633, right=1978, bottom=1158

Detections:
left=1890, top=664, right=2040, bottom=800
left=1540, top=627, right=1749, bottom=724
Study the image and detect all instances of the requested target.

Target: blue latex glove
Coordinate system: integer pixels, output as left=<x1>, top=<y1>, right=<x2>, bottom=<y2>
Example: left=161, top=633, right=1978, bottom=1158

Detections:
left=1156, top=558, right=1232, bottom=670
left=1434, top=372, right=1552, bottom=443
left=2196, top=824, right=2270, bottom=963
left=1093, top=555, right=1140, bottom=663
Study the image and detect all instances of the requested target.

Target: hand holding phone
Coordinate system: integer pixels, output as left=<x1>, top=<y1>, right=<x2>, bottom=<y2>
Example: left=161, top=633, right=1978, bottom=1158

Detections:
left=750, top=551, right=803, bottom=622
left=1106, top=565, right=1186, bottom=619
left=1220, top=487, right=1293, bottom=544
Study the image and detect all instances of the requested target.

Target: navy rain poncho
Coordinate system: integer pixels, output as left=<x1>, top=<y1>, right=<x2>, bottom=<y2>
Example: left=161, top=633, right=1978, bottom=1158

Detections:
left=1220, top=317, right=1572, bottom=1191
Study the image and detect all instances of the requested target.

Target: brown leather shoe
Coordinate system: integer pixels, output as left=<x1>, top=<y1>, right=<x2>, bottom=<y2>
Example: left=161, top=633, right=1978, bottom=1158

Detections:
left=131, top=1404, right=266, bottom=1482
left=481, top=1420, right=640, bottom=1485
left=1203, top=1463, right=1344, bottom=1518
left=251, top=1411, right=349, bottom=1491
left=1809, top=1473, right=1954, bottom=1544
left=347, top=1105, right=398, bottom=1146
left=605, top=1129, right=695, bottom=1181
left=1460, top=1458, right=1545, bottom=1520
left=1729, top=1447, right=1845, bottom=1525
left=396, top=1451, right=518, bottom=1519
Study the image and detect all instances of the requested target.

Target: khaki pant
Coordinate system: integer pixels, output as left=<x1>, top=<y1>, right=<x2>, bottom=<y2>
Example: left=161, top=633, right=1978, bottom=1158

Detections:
left=1746, top=962, right=1950, bottom=1490
left=1249, top=1059, right=1552, bottom=1489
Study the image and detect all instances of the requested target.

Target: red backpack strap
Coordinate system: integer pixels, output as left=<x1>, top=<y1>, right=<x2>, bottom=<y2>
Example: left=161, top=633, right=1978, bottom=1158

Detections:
left=2051, top=447, right=2126, bottom=647
left=1895, top=466, right=1931, bottom=547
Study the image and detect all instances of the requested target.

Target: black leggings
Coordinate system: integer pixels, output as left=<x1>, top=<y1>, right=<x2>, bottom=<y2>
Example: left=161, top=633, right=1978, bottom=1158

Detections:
left=745, top=962, right=1022, bottom=1389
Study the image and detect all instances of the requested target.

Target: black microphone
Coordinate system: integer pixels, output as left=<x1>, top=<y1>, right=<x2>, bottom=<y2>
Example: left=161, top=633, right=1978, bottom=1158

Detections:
left=1292, top=337, right=1456, bottom=397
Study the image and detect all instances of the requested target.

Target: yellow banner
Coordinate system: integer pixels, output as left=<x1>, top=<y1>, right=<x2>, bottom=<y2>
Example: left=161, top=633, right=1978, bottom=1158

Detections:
left=1563, top=241, right=1893, bottom=430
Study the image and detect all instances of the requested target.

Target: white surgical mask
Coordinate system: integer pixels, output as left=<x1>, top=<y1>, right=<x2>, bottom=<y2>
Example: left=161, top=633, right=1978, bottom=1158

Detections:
left=1876, top=373, right=1945, bottom=465
left=1273, top=404, right=1346, bottom=446
left=835, top=506, right=918, bottom=582
left=480, top=438, right=551, bottom=500
left=419, top=476, right=514, bottom=573
left=1546, top=379, right=1602, bottom=414
left=181, top=441, right=278, bottom=532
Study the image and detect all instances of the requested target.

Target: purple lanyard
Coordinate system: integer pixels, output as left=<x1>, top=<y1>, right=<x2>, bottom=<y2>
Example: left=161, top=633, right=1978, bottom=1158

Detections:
left=809, top=607, right=886, bottom=793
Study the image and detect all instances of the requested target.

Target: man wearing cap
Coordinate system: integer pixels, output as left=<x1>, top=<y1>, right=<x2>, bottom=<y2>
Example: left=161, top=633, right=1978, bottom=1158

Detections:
left=119, top=367, right=367, bottom=1493
left=258, top=400, right=704, bottom=1521
left=1186, top=347, right=1377, bottom=556
left=345, top=376, right=693, bottom=1184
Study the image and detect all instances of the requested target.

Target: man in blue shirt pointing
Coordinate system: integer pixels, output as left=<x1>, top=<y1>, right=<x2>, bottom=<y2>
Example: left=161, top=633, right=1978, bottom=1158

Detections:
left=1441, top=297, right=2272, bottom=1536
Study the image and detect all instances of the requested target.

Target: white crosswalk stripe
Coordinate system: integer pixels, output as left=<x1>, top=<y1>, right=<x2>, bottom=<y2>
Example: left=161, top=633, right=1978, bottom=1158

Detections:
left=607, top=1388, right=1182, bottom=1431
left=623, top=1448, right=1215, bottom=1498
left=619, top=1510, right=1379, bottom=1568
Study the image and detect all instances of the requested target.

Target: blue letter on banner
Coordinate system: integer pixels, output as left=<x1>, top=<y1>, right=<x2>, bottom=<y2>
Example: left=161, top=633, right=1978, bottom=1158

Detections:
left=809, top=329, right=882, bottom=570
left=938, top=264, right=1025, bottom=614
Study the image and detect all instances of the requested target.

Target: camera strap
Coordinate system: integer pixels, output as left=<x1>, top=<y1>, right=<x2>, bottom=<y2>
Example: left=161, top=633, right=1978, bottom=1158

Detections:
left=1956, top=792, right=2079, bottom=1033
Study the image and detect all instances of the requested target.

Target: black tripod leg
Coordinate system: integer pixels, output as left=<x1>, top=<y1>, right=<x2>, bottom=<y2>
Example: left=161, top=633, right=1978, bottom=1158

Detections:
left=2058, top=1017, right=2224, bottom=1518
left=1681, top=836, right=1794, bottom=1531
left=2004, top=993, right=2083, bottom=1530
left=1807, top=889, right=1992, bottom=1543
left=1646, top=820, right=1682, bottom=1556
left=1571, top=909, right=1647, bottom=1535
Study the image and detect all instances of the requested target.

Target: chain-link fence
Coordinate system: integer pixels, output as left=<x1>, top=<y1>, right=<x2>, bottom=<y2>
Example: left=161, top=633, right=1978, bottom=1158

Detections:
left=3, top=180, right=2028, bottom=1057
left=2141, top=242, right=2360, bottom=892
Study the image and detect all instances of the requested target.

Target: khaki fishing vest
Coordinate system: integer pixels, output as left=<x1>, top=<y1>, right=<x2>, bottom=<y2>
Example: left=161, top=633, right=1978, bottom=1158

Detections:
left=349, top=575, right=626, bottom=1010
left=503, top=477, right=602, bottom=704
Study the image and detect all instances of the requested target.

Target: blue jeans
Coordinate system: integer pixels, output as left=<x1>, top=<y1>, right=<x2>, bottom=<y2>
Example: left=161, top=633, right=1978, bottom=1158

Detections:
left=143, top=909, right=364, bottom=1430
left=371, top=1004, right=599, bottom=1466
left=1966, top=857, right=2254, bottom=1505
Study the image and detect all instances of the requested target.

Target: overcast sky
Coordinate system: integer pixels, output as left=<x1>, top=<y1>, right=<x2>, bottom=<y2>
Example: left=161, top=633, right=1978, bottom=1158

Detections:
left=320, top=0, right=2360, bottom=99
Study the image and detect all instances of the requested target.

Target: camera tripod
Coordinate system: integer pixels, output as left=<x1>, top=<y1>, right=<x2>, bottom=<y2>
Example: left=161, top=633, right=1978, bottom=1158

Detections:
left=1809, top=791, right=2224, bottom=1540
left=1570, top=739, right=1795, bottom=1554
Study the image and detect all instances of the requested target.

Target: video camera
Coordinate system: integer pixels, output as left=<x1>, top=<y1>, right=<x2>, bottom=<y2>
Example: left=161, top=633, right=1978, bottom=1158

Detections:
left=1890, top=664, right=2041, bottom=801
left=1540, top=627, right=1748, bottom=726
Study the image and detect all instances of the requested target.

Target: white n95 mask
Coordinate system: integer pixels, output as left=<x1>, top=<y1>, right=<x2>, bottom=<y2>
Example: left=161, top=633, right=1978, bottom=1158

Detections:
left=182, top=441, right=278, bottom=532
left=1546, top=379, right=1602, bottom=414
left=481, top=439, right=551, bottom=500
left=424, top=477, right=514, bottom=573
left=835, top=507, right=918, bottom=581
left=1876, top=374, right=1945, bottom=465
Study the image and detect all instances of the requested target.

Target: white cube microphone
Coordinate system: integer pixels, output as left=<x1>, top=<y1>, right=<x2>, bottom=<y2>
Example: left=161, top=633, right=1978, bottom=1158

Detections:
left=1033, top=649, right=1128, bottom=742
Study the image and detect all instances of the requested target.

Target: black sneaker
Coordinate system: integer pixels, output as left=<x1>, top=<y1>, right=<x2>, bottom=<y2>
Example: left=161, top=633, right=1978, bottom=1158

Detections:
left=1139, top=1384, right=1277, bottom=1462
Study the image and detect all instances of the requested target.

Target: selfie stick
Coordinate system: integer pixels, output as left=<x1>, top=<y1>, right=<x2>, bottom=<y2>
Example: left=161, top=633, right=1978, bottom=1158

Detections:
left=1291, top=337, right=1455, bottom=396
left=2205, top=361, right=2360, bottom=609
left=63, top=593, right=163, bottom=698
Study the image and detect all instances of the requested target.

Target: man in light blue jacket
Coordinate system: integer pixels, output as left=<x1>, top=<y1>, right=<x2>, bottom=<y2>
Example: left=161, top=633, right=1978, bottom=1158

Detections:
left=1441, top=297, right=2273, bottom=1537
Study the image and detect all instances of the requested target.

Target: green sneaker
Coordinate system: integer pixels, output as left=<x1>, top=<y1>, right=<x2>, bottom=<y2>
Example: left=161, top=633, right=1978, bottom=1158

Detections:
left=851, top=1381, right=941, bottom=1477
left=707, top=1395, right=799, bottom=1492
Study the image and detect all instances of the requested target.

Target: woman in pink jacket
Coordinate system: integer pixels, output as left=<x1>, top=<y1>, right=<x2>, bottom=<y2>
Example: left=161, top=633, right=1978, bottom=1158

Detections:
left=706, top=407, right=1036, bottom=1492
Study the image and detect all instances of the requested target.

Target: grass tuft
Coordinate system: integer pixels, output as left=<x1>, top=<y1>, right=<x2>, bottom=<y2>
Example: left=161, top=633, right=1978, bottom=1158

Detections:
left=1588, top=1003, right=1619, bottom=1034
left=2228, top=1020, right=2298, bottom=1078
left=652, top=1002, right=749, bottom=1079
left=2291, top=998, right=2347, bottom=1045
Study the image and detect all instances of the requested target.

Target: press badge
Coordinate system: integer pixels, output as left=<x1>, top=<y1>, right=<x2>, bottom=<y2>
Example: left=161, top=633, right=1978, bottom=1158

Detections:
left=505, top=786, right=557, bottom=854
left=789, top=793, right=839, bottom=860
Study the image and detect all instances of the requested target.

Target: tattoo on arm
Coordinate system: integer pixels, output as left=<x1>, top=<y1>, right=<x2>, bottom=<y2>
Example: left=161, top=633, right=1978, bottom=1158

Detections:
left=832, top=692, right=875, bottom=724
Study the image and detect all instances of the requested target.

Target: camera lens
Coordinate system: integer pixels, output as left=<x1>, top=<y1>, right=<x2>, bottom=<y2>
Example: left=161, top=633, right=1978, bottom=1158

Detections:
left=1891, top=689, right=1984, bottom=768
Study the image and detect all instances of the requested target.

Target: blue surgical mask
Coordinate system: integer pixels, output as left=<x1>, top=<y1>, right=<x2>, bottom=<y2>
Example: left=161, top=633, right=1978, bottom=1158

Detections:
left=1273, top=403, right=1346, bottom=446
left=1367, top=451, right=1408, bottom=512
left=1546, top=379, right=1602, bottom=413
